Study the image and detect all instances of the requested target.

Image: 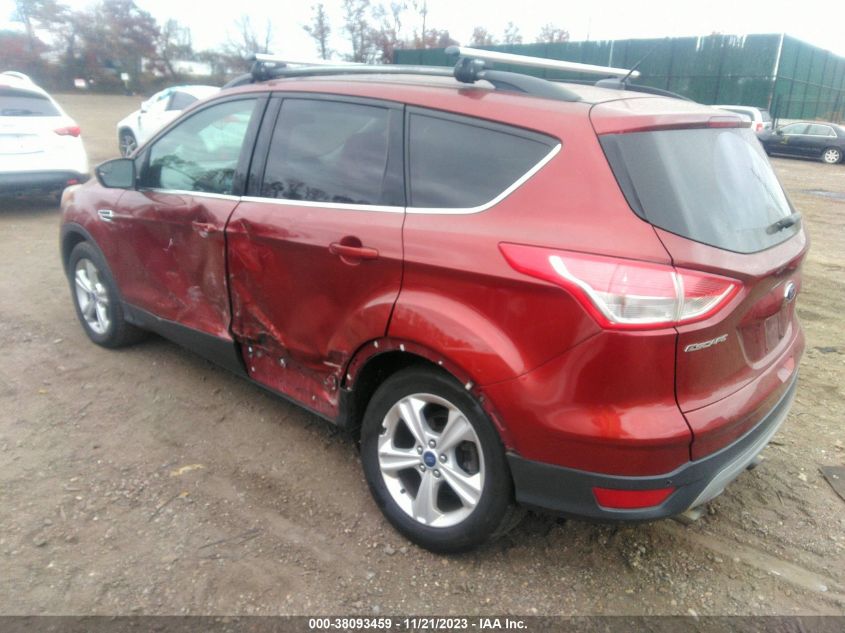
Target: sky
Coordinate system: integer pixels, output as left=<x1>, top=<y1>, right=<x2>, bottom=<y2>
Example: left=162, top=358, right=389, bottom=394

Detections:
left=2, top=0, right=845, bottom=59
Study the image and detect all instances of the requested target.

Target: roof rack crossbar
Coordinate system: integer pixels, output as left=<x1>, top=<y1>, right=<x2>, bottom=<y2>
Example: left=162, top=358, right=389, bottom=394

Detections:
left=445, top=46, right=641, bottom=79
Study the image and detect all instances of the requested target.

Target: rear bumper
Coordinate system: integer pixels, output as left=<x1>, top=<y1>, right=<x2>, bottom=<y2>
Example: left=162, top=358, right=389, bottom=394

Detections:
left=508, top=373, right=798, bottom=520
left=0, top=171, right=89, bottom=194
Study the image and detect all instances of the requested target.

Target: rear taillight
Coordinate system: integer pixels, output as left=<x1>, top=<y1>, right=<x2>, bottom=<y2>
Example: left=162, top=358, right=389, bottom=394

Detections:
left=54, top=126, right=81, bottom=137
left=499, top=243, right=740, bottom=330
left=756, top=122, right=764, bottom=131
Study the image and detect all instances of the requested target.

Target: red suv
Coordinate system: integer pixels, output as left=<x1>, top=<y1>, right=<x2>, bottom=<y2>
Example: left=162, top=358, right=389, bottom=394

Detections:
left=60, top=49, right=807, bottom=552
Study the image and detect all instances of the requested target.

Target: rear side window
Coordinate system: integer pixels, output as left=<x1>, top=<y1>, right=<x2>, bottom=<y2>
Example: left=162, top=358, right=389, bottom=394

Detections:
left=807, top=124, right=835, bottom=137
left=408, top=112, right=556, bottom=209
left=601, top=127, right=798, bottom=254
left=261, top=99, right=391, bottom=205
left=168, top=91, right=197, bottom=111
left=0, top=88, right=59, bottom=116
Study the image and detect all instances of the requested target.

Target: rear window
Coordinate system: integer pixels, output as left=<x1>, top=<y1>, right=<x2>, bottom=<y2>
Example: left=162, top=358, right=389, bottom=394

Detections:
left=0, top=88, right=59, bottom=116
left=760, top=110, right=772, bottom=122
left=601, top=127, right=798, bottom=254
left=409, top=112, right=555, bottom=209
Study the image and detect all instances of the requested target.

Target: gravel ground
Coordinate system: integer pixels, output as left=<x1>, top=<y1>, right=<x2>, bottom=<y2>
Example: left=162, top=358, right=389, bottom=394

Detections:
left=0, top=93, right=843, bottom=616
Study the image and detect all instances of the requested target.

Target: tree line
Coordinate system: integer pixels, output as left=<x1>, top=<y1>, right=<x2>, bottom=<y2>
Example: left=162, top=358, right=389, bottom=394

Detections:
left=1, top=0, right=569, bottom=92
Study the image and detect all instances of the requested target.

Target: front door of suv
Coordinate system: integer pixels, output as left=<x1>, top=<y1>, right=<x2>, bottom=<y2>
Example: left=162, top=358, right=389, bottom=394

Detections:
left=109, top=96, right=263, bottom=338
left=226, top=95, right=405, bottom=417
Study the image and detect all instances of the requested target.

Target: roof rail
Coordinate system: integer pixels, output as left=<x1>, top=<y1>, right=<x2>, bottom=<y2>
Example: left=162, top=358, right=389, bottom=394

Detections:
left=223, top=53, right=582, bottom=102
left=444, top=46, right=640, bottom=79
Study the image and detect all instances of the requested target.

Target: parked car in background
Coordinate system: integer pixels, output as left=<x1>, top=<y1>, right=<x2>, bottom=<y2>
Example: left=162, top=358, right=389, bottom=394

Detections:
left=0, top=71, right=88, bottom=198
left=116, top=85, right=218, bottom=156
left=759, top=122, right=845, bottom=164
left=61, top=48, right=806, bottom=552
left=714, top=105, right=773, bottom=133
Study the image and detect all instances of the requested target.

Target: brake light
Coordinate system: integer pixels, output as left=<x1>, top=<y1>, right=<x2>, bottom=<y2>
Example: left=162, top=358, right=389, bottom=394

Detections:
left=54, top=126, right=81, bottom=137
left=499, top=243, right=740, bottom=330
left=593, top=486, right=675, bottom=509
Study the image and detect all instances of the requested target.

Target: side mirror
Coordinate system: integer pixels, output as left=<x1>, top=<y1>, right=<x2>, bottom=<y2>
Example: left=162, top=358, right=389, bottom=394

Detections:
left=775, top=128, right=784, bottom=136
left=96, top=158, right=135, bottom=189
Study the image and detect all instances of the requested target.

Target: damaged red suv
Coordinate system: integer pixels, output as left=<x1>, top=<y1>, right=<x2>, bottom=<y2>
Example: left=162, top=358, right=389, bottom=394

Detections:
left=60, top=48, right=806, bottom=552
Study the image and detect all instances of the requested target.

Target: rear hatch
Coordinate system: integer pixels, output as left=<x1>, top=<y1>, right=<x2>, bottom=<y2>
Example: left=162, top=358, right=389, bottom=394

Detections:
left=0, top=86, right=71, bottom=169
left=592, top=97, right=807, bottom=459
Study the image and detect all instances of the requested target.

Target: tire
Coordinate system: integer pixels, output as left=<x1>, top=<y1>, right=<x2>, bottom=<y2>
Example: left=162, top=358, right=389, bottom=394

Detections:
left=68, top=242, right=144, bottom=348
left=360, top=366, right=519, bottom=553
left=119, top=129, right=138, bottom=157
left=822, top=147, right=842, bottom=164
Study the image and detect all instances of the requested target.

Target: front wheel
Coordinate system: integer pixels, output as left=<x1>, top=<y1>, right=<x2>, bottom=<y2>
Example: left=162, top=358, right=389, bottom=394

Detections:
left=360, top=367, right=519, bottom=553
left=68, top=242, right=144, bottom=348
left=822, top=147, right=842, bottom=164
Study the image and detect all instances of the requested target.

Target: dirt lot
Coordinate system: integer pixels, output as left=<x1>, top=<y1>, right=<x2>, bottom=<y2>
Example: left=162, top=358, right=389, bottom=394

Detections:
left=0, top=93, right=843, bottom=616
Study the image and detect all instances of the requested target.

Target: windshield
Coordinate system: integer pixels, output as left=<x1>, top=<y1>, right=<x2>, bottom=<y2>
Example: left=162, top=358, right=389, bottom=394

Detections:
left=600, top=127, right=798, bottom=254
left=0, top=88, right=60, bottom=117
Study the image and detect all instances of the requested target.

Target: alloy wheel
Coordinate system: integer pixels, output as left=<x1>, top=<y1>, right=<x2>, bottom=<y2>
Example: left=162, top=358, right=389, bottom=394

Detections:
left=377, top=393, right=485, bottom=528
left=74, top=258, right=111, bottom=335
left=823, top=148, right=841, bottom=164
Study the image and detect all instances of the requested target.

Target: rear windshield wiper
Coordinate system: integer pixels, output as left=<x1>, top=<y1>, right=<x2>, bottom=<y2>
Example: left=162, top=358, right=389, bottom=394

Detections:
left=766, top=212, right=802, bottom=234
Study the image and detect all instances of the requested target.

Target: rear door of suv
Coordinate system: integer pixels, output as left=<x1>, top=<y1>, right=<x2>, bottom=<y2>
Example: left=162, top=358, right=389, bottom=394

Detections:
left=226, top=94, right=405, bottom=417
left=594, top=99, right=808, bottom=459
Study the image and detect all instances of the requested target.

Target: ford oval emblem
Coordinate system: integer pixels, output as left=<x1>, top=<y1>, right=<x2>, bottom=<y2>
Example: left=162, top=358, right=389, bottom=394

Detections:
left=783, top=281, right=797, bottom=304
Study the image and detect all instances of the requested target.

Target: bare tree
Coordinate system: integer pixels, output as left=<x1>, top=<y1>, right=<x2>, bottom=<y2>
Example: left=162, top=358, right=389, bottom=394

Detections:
left=502, top=21, right=522, bottom=45
left=469, top=26, right=496, bottom=47
left=537, top=23, right=569, bottom=43
left=225, top=14, right=273, bottom=60
left=409, top=0, right=428, bottom=47
left=372, top=1, right=406, bottom=63
left=156, top=19, right=193, bottom=78
left=342, top=0, right=376, bottom=63
left=304, top=3, right=332, bottom=60
left=13, top=0, right=66, bottom=52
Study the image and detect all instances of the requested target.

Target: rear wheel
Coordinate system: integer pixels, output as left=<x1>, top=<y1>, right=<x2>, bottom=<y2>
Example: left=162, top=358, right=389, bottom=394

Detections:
left=822, top=147, right=842, bottom=164
left=360, top=367, right=519, bottom=553
left=119, top=130, right=138, bottom=157
left=68, top=242, right=144, bottom=348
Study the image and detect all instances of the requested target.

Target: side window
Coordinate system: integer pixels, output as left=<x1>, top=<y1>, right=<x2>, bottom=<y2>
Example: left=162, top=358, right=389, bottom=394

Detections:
left=261, top=99, right=390, bottom=205
left=140, top=98, right=256, bottom=195
left=807, top=124, right=834, bottom=137
left=167, top=91, right=197, bottom=111
left=781, top=123, right=808, bottom=135
left=408, top=113, right=555, bottom=209
left=144, top=90, right=170, bottom=114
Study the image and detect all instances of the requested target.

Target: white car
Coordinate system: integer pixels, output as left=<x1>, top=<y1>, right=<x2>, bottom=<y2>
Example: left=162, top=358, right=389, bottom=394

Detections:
left=116, top=85, right=218, bottom=156
left=0, top=71, right=88, bottom=197
left=714, top=104, right=773, bottom=133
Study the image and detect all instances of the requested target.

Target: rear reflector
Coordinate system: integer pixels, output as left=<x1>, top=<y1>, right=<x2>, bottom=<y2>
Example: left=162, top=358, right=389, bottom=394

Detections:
left=593, top=486, right=675, bottom=509
left=499, top=243, right=740, bottom=330
left=54, top=126, right=81, bottom=137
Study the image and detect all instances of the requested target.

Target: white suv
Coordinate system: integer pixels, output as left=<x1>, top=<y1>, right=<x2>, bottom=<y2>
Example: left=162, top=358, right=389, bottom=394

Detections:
left=0, top=71, right=88, bottom=197
left=714, top=105, right=773, bottom=133
left=116, top=85, right=218, bottom=156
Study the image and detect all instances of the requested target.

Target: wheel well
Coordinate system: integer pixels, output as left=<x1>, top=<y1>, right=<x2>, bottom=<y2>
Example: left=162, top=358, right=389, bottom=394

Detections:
left=118, top=127, right=134, bottom=138
left=61, top=230, right=87, bottom=274
left=343, top=351, right=444, bottom=439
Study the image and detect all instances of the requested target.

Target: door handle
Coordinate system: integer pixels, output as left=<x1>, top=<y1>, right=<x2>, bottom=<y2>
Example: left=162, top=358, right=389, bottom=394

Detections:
left=191, top=221, right=217, bottom=237
left=97, top=209, right=115, bottom=222
left=329, top=242, right=379, bottom=260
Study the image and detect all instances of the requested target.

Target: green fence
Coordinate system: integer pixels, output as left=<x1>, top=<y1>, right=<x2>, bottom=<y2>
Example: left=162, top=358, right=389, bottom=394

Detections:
left=395, top=34, right=845, bottom=122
